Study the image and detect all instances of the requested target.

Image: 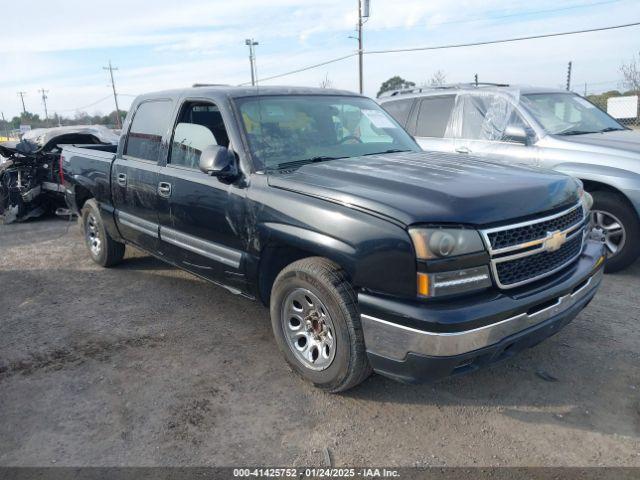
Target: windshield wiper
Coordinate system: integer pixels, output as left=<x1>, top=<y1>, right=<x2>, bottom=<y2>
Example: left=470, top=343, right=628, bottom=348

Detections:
left=361, top=149, right=412, bottom=156
left=272, top=155, right=347, bottom=171
left=557, top=130, right=599, bottom=136
left=598, top=127, right=627, bottom=133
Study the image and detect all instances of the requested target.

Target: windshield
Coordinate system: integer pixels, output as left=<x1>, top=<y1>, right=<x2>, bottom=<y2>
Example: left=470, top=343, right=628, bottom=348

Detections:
left=521, top=93, right=625, bottom=136
left=236, top=95, right=419, bottom=170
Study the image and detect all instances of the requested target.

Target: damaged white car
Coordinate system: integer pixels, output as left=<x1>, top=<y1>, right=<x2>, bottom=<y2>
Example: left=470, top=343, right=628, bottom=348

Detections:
left=0, top=125, right=119, bottom=224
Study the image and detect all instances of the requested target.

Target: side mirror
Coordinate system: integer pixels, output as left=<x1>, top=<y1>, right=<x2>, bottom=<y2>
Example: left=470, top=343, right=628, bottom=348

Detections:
left=199, top=145, right=238, bottom=180
left=502, top=125, right=530, bottom=145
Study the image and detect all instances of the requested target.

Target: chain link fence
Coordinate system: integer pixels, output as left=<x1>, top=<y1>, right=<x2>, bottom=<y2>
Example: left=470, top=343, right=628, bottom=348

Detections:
left=587, top=92, right=640, bottom=129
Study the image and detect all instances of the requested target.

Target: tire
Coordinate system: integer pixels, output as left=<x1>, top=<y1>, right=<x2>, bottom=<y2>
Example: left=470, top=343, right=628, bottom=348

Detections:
left=270, top=257, right=372, bottom=392
left=80, top=199, right=125, bottom=267
left=590, top=190, right=640, bottom=273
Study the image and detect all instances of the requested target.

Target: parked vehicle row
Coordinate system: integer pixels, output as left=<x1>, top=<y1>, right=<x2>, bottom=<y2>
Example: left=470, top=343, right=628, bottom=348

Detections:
left=379, top=83, right=640, bottom=272
left=61, top=85, right=605, bottom=391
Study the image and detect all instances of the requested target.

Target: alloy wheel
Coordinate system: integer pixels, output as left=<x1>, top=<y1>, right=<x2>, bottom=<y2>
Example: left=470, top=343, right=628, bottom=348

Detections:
left=281, top=288, right=336, bottom=371
left=85, top=213, right=102, bottom=257
left=591, top=209, right=626, bottom=257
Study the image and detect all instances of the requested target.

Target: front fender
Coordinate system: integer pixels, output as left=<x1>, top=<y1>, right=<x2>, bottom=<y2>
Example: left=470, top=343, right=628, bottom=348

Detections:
left=553, top=162, right=640, bottom=216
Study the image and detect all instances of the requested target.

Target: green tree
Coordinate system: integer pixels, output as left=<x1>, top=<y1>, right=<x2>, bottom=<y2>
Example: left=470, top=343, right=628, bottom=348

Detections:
left=377, top=76, right=415, bottom=98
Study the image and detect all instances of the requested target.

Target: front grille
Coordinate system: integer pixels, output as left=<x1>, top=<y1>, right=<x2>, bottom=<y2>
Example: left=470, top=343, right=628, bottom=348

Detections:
left=488, top=206, right=583, bottom=250
left=495, top=234, right=583, bottom=287
left=481, top=203, right=586, bottom=289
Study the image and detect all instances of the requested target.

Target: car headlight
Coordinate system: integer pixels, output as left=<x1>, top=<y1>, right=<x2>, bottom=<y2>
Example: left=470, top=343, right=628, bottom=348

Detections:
left=409, top=227, right=485, bottom=260
left=409, top=227, right=491, bottom=298
left=580, top=189, right=593, bottom=213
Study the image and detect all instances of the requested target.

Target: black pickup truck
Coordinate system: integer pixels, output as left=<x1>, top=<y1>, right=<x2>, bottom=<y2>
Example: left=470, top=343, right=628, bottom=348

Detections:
left=61, top=86, right=605, bottom=392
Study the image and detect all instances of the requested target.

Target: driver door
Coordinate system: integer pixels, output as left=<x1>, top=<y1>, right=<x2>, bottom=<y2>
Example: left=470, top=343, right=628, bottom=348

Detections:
left=156, top=100, right=248, bottom=289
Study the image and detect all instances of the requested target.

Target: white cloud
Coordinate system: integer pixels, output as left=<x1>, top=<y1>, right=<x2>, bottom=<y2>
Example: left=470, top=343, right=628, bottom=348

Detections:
left=1, top=0, right=638, bottom=118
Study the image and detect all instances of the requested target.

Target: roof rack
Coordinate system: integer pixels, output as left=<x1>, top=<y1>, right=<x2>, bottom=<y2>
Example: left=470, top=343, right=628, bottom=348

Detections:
left=192, top=83, right=230, bottom=88
left=379, top=82, right=511, bottom=98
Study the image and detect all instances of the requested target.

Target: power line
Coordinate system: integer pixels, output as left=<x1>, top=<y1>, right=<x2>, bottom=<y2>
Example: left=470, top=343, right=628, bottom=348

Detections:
left=242, top=21, right=640, bottom=86
left=239, top=53, right=357, bottom=85
left=365, top=21, right=640, bottom=55
left=53, top=94, right=114, bottom=113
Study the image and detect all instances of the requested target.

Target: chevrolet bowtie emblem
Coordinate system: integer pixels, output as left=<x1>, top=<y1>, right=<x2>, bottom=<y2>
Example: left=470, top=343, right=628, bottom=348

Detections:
left=544, top=230, right=567, bottom=252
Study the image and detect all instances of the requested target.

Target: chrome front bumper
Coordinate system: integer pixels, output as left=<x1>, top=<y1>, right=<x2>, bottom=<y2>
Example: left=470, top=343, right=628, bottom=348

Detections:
left=362, top=267, right=603, bottom=361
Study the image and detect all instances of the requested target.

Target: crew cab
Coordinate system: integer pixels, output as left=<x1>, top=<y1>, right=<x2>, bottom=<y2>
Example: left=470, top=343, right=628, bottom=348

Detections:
left=61, top=86, right=605, bottom=392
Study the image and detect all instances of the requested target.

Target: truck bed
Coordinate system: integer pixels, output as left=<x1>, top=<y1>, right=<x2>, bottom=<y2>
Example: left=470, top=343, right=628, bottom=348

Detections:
left=61, top=144, right=118, bottom=208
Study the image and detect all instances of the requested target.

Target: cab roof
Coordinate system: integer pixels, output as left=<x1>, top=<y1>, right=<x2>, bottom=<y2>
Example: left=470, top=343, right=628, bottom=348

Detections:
left=134, top=85, right=363, bottom=103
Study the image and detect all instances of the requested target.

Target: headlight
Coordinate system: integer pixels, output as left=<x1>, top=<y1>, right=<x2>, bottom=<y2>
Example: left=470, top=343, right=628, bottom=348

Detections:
left=409, top=227, right=485, bottom=260
left=409, top=227, right=491, bottom=298
left=417, top=266, right=492, bottom=298
left=580, top=189, right=593, bottom=213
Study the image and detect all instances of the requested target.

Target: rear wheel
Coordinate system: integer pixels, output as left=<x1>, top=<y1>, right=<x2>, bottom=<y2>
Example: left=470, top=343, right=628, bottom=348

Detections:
left=81, top=199, right=125, bottom=267
left=270, top=257, right=371, bottom=392
left=589, top=191, right=640, bottom=273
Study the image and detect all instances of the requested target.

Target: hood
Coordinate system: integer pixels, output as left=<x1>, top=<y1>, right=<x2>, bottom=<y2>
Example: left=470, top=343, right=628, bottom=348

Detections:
left=268, top=151, right=579, bottom=226
left=557, top=129, right=640, bottom=157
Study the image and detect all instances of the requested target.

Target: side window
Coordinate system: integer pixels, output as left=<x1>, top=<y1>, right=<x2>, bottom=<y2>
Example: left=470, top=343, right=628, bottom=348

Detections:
left=125, top=100, right=173, bottom=161
left=415, top=96, right=455, bottom=138
left=170, top=124, right=216, bottom=169
left=169, top=103, right=230, bottom=169
left=380, top=99, right=414, bottom=128
left=458, top=94, right=529, bottom=143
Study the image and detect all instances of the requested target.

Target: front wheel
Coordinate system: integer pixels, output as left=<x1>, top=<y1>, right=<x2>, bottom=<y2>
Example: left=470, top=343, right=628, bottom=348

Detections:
left=270, top=257, right=372, bottom=392
left=590, top=191, right=640, bottom=273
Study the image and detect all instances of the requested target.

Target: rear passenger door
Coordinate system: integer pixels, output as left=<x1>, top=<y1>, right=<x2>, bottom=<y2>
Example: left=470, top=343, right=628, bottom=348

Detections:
left=406, top=95, right=457, bottom=153
left=112, top=99, right=174, bottom=253
left=156, top=100, right=247, bottom=289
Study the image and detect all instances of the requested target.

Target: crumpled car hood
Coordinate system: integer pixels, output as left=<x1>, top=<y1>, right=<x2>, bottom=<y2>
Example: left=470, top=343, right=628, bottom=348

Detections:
left=4, top=125, right=120, bottom=155
left=268, top=151, right=579, bottom=227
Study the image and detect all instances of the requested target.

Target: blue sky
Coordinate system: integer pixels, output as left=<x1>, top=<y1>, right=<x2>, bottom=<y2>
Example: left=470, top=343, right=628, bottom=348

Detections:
left=1, top=0, right=638, bottom=119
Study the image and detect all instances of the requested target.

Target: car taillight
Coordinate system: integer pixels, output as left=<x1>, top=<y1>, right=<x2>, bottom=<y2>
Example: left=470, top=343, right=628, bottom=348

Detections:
left=58, top=155, right=65, bottom=184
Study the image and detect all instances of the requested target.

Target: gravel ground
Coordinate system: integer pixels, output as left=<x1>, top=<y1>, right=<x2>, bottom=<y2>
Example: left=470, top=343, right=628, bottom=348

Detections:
left=0, top=217, right=639, bottom=467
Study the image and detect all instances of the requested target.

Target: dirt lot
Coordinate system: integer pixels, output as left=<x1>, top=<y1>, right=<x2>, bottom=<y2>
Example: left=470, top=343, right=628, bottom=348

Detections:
left=1, top=217, right=639, bottom=467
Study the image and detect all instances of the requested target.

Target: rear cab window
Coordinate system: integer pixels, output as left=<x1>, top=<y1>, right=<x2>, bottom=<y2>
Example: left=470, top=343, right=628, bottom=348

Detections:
left=124, top=100, right=174, bottom=161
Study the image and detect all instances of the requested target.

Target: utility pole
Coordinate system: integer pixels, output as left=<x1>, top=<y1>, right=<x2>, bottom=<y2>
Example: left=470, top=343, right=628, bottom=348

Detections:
left=566, top=61, right=572, bottom=91
left=1, top=112, right=10, bottom=140
left=17, top=91, right=27, bottom=115
left=349, top=1, right=369, bottom=94
left=356, top=0, right=370, bottom=94
left=245, top=39, right=259, bottom=86
left=39, top=88, right=49, bottom=120
left=584, top=82, right=587, bottom=96
left=103, top=60, right=122, bottom=129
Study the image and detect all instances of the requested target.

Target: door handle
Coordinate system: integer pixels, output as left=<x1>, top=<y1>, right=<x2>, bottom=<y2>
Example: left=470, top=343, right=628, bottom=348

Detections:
left=117, top=173, right=127, bottom=186
left=158, top=182, right=172, bottom=198
left=455, top=146, right=471, bottom=154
